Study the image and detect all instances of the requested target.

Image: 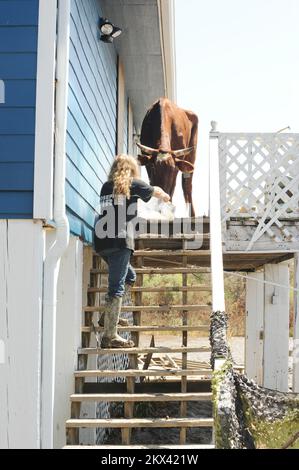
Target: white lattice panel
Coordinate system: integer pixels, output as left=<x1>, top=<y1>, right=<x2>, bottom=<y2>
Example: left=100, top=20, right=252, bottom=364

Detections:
left=218, top=133, right=299, bottom=249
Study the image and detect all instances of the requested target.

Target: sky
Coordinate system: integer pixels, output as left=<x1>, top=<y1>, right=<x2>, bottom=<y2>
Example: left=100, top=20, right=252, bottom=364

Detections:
left=173, top=0, right=299, bottom=215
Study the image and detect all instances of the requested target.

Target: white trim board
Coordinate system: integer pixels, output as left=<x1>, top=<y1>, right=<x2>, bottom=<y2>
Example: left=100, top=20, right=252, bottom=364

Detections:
left=34, top=0, right=58, bottom=220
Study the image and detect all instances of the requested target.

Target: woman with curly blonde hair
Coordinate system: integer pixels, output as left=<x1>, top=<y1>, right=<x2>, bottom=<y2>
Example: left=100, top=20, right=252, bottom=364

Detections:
left=94, top=154, right=170, bottom=348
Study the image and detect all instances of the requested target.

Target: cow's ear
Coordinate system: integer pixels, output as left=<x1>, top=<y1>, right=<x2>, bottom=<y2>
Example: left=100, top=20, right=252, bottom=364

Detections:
left=138, top=154, right=151, bottom=166
left=175, top=159, right=194, bottom=173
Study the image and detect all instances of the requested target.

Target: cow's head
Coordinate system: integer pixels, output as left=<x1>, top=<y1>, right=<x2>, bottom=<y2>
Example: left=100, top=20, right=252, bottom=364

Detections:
left=136, top=143, right=195, bottom=173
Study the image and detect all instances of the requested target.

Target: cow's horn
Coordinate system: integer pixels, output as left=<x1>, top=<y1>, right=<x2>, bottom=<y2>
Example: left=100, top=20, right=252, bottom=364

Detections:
left=136, top=143, right=158, bottom=155
left=172, top=147, right=194, bottom=157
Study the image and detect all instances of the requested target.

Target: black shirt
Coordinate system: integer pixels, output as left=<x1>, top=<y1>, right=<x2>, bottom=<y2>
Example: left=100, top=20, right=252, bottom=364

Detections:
left=94, top=178, right=154, bottom=253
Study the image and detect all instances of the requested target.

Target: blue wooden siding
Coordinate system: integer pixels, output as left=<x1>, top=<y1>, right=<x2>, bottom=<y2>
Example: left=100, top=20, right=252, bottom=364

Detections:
left=0, top=0, right=39, bottom=219
left=67, top=0, right=118, bottom=243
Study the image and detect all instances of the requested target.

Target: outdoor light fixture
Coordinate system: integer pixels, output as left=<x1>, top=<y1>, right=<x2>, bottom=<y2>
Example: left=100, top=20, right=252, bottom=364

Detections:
left=99, top=17, right=122, bottom=43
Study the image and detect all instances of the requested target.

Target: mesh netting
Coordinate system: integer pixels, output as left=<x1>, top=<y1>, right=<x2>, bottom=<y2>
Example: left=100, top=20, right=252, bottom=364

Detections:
left=210, top=311, right=299, bottom=449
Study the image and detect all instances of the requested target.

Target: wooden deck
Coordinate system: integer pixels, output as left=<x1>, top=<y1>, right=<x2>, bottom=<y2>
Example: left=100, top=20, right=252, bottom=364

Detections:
left=134, top=216, right=295, bottom=271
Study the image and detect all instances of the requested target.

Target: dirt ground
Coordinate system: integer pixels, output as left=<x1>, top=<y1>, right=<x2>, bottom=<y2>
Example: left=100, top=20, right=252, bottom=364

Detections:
left=139, top=334, right=245, bottom=366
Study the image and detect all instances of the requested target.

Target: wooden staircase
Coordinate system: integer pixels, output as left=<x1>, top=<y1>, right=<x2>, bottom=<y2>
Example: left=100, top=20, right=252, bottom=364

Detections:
left=65, top=232, right=215, bottom=449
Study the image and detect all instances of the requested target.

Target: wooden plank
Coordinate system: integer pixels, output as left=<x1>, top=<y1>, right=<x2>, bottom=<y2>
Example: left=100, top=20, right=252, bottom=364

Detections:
left=132, top=251, right=143, bottom=350
left=91, top=267, right=211, bottom=275
left=70, top=393, right=213, bottom=402
left=66, top=417, right=214, bottom=429
left=0, top=221, right=44, bottom=449
left=84, top=304, right=211, bottom=313
left=88, top=286, right=212, bottom=293
left=245, top=272, right=264, bottom=385
left=133, top=250, right=211, bottom=257
left=81, top=325, right=210, bottom=333
left=293, top=253, right=299, bottom=392
left=122, top=376, right=134, bottom=446
left=74, top=369, right=212, bottom=378
left=78, top=346, right=211, bottom=355
left=54, top=238, right=83, bottom=448
left=79, top=248, right=100, bottom=446
left=136, top=234, right=210, bottom=240
left=142, top=335, right=155, bottom=376
left=263, top=264, right=290, bottom=392
left=180, top=241, right=188, bottom=444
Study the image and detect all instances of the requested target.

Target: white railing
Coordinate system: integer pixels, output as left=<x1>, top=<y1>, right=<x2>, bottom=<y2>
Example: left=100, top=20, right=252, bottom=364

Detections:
left=214, top=129, right=299, bottom=251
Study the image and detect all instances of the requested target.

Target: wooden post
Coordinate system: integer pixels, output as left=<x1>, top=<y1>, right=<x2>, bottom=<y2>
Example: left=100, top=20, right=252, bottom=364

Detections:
left=180, top=242, right=188, bottom=445
left=263, top=263, right=290, bottom=392
left=245, top=272, right=264, bottom=385
left=209, top=122, right=226, bottom=313
left=293, top=253, right=299, bottom=392
left=121, top=376, right=135, bottom=445
left=122, top=250, right=143, bottom=445
left=80, top=248, right=99, bottom=446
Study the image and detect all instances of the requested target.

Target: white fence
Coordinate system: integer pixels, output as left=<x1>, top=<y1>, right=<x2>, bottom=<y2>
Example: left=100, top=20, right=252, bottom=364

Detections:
left=211, top=125, right=299, bottom=251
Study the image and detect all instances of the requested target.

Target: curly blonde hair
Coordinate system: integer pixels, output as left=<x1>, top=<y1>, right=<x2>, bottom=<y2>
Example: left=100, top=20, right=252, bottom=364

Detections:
left=108, top=154, right=140, bottom=199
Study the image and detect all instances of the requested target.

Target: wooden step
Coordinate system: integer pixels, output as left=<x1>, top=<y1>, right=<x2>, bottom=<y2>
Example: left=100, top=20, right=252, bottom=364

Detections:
left=74, top=368, right=212, bottom=378
left=88, top=285, right=212, bottom=293
left=64, top=445, right=215, bottom=449
left=91, top=267, right=211, bottom=275
left=136, top=234, right=210, bottom=240
left=134, top=250, right=211, bottom=257
left=84, top=304, right=211, bottom=313
left=70, top=392, right=213, bottom=402
left=82, top=325, right=210, bottom=333
left=66, top=417, right=214, bottom=429
left=78, top=346, right=210, bottom=355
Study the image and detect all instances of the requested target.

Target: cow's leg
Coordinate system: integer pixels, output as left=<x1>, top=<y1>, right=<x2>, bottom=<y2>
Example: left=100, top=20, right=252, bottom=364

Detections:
left=182, top=172, right=195, bottom=217
left=182, top=111, right=198, bottom=218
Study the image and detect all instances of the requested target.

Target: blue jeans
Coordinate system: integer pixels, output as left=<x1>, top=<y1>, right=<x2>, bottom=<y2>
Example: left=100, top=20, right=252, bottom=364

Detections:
left=101, top=248, right=136, bottom=297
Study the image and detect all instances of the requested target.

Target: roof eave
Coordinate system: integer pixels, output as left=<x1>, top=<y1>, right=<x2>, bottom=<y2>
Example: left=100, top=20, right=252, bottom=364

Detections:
left=157, top=0, right=177, bottom=103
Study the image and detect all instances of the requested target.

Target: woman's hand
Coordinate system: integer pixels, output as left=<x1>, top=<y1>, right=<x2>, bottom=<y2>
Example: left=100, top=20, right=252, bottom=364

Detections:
left=162, top=193, right=171, bottom=203
left=153, top=186, right=171, bottom=203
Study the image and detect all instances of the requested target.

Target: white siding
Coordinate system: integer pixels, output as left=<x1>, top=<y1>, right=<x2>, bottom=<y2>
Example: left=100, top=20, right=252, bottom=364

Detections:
left=263, top=263, right=290, bottom=392
left=0, top=220, right=44, bottom=449
left=54, top=237, right=83, bottom=448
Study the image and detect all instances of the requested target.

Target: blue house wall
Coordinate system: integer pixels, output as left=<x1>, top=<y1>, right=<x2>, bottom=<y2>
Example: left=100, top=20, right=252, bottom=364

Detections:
left=0, top=0, right=39, bottom=218
left=67, top=0, right=118, bottom=244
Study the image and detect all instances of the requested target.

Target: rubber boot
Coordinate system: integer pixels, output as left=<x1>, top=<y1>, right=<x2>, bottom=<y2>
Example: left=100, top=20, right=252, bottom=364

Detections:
left=101, top=296, right=135, bottom=349
left=98, top=313, right=129, bottom=327
left=98, top=294, right=129, bottom=327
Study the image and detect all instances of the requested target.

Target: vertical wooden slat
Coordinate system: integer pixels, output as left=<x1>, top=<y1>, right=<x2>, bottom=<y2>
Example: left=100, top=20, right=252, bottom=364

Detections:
left=245, top=272, right=264, bottom=385
left=180, top=241, right=188, bottom=444
left=122, top=373, right=135, bottom=445
left=122, top=247, right=143, bottom=445
left=263, top=263, right=290, bottom=392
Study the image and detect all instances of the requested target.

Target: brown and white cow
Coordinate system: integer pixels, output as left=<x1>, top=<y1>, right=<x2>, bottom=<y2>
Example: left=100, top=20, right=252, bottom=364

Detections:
left=137, top=98, right=198, bottom=217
